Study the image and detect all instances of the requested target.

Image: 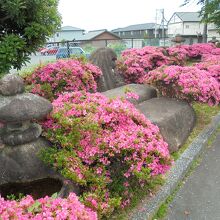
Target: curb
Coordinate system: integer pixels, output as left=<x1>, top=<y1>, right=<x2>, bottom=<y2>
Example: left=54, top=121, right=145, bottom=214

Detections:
left=129, top=112, right=220, bottom=220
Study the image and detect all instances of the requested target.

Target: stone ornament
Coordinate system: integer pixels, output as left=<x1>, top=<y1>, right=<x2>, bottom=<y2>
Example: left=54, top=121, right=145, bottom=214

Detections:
left=0, top=74, right=52, bottom=146
left=89, top=47, right=125, bottom=92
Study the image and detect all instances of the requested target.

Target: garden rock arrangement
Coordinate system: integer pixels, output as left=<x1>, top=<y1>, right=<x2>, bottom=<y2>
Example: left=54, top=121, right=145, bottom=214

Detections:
left=2, top=43, right=219, bottom=219
left=0, top=74, right=79, bottom=199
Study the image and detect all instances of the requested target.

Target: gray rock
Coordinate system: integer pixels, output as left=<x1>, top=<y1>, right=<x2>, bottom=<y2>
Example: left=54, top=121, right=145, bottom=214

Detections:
left=2, top=123, right=42, bottom=146
left=102, top=84, right=157, bottom=105
left=0, top=137, right=80, bottom=197
left=0, top=74, right=24, bottom=96
left=89, top=47, right=125, bottom=92
left=136, top=97, right=196, bottom=153
left=0, top=93, right=52, bottom=122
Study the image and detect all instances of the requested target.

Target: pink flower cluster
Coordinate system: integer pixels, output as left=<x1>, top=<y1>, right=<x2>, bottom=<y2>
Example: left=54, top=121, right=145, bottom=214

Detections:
left=24, top=59, right=102, bottom=100
left=165, top=46, right=189, bottom=65
left=117, top=46, right=170, bottom=83
left=177, top=43, right=216, bottom=58
left=143, top=65, right=220, bottom=106
left=195, top=59, right=220, bottom=83
left=0, top=193, right=97, bottom=220
left=42, top=91, right=172, bottom=215
left=117, top=43, right=219, bottom=84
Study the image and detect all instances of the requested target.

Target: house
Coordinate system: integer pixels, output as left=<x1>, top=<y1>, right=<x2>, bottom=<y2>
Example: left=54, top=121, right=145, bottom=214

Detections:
left=207, top=23, right=220, bottom=41
left=76, top=29, right=121, bottom=47
left=168, top=12, right=220, bottom=44
left=48, top=26, right=85, bottom=42
left=112, top=23, right=167, bottom=39
left=112, top=23, right=167, bottom=48
left=167, top=12, right=204, bottom=44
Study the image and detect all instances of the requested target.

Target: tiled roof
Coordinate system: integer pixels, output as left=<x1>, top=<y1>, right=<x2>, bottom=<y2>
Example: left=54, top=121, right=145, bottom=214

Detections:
left=61, top=26, right=85, bottom=31
left=112, top=23, right=158, bottom=32
left=174, top=12, right=201, bottom=22
left=76, top=29, right=120, bottom=40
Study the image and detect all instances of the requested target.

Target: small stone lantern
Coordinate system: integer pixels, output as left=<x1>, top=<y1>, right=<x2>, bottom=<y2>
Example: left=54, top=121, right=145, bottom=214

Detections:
left=0, top=74, right=52, bottom=146
left=171, top=34, right=185, bottom=45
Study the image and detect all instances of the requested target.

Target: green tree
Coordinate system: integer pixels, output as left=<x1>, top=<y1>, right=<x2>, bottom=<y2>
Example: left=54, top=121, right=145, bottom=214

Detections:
left=0, top=0, right=61, bottom=75
left=183, top=0, right=220, bottom=29
left=202, top=0, right=220, bottom=29
left=108, top=42, right=127, bottom=56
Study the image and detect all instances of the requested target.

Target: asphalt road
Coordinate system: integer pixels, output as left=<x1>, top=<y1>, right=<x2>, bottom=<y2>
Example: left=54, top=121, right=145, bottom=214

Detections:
left=166, top=132, right=220, bottom=220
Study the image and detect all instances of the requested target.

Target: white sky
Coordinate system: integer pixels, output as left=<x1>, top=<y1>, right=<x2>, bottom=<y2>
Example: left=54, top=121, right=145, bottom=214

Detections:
left=58, top=0, right=201, bottom=32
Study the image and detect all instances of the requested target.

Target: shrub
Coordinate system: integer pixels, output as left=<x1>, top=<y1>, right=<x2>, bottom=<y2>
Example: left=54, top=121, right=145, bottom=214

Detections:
left=117, top=46, right=170, bottom=83
left=164, top=46, right=189, bottom=65
left=0, top=193, right=97, bottom=220
left=195, top=60, right=220, bottom=83
left=41, top=92, right=172, bottom=217
left=0, top=0, right=61, bottom=75
left=178, top=43, right=216, bottom=59
left=23, top=59, right=102, bottom=101
left=143, top=65, right=220, bottom=106
left=108, top=42, right=127, bottom=56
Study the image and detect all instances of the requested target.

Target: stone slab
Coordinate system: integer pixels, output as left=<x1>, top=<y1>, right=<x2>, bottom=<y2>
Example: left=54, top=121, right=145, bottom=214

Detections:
left=102, top=84, right=157, bottom=105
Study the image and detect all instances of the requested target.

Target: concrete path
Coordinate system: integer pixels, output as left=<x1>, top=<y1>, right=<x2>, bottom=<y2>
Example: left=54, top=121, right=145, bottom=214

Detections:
left=10, top=53, right=56, bottom=74
left=166, top=131, right=220, bottom=220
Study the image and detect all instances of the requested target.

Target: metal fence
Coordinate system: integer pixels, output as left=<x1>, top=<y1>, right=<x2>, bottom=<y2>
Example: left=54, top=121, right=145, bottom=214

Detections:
left=39, top=38, right=171, bottom=57
left=10, top=37, right=218, bottom=74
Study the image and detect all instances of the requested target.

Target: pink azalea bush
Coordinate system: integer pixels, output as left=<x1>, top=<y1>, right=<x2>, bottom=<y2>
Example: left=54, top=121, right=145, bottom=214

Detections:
left=0, top=193, right=97, bottom=220
left=143, top=65, right=220, bottom=106
left=202, top=54, right=220, bottom=62
left=178, top=43, right=216, bottom=59
left=210, top=47, right=220, bottom=55
left=164, top=46, right=189, bottom=65
left=41, top=91, right=172, bottom=216
left=116, top=44, right=218, bottom=84
left=195, top=59, right=220, bottom=83
left=117, top=46, right=170, bottom=83
left=24, top=59, right=102, bottom=101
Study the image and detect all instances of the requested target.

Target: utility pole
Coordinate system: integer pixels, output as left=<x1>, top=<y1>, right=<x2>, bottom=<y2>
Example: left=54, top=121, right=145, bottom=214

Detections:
left=202, top=0, right=209, bottom=43
left=161, top=9, right=165, bottom=46
left=155, top=10, right=158, bottom=39
left=155, top=9, right=166, bottom=46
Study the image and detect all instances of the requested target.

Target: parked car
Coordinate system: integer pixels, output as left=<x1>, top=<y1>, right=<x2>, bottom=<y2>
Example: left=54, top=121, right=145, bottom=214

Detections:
left=41, top=46, right=59, bottom=55
left=56, top=47, right=90, bottom=59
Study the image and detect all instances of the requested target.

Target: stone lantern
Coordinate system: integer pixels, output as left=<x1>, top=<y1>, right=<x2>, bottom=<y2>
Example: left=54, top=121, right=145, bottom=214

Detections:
left=0, top=74, right=52, bottom=146
left=171, top=34, right=185, bottom=45
left=0, top=74, right=79, bottom=199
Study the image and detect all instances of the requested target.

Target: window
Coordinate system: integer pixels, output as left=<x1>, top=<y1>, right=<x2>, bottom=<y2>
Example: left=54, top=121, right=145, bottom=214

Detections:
left=56, top=33, right=59, bottom=37
left=185, top=25, right=190, bottom=29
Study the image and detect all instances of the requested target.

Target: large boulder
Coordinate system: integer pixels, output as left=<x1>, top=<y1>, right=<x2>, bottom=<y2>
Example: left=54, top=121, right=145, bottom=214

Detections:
left=102, top=84, right=157, bottom=104
left=136, top=97, right=196, bottom=152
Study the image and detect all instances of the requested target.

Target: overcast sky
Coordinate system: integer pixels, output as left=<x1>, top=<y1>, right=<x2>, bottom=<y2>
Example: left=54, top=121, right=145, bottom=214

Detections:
left=58, top=0, right=201, bottom=32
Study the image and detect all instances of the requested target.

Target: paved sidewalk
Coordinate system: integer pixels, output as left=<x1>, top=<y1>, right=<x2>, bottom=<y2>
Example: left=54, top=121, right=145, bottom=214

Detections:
left=166, top=131, right=220, bottom=220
